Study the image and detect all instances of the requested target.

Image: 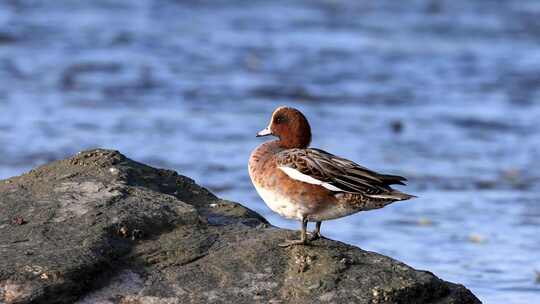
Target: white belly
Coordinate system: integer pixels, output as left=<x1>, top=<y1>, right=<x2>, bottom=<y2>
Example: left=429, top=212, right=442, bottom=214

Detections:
left=253, top=183, right=361, bottom=221
left=253, top=184, right=307, bottom=220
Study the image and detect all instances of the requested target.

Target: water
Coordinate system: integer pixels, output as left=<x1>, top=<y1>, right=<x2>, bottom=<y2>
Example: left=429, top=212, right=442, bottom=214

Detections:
left=1, top=1, right=539, bottom=302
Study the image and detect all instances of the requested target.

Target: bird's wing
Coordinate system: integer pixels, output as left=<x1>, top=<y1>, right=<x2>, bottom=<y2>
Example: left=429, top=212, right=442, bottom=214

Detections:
left=275, top=148, right=407, bottom=195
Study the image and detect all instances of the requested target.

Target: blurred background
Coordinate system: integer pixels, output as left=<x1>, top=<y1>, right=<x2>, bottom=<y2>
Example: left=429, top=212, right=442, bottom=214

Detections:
left=0, top=0, right=539, bottom=302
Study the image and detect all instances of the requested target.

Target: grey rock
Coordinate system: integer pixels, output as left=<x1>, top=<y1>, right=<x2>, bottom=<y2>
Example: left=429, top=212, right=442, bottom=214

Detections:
left=0, top=149, right=481, bottom=304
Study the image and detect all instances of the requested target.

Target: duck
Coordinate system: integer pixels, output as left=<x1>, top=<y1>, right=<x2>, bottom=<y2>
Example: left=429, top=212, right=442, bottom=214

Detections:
left=248, top=106, right=415, bottom=247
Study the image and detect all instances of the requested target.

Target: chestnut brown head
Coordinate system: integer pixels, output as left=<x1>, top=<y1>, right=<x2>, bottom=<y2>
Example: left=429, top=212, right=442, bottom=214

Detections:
left=256, top=106, right=312, bottom=148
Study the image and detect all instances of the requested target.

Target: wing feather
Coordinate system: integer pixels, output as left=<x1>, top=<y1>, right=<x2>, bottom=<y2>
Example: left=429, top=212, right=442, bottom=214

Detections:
left=276, top=148, right=408, bottom=195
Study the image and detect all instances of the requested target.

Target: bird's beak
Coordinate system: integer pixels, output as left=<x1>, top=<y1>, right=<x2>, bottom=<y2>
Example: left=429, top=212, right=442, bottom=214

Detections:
left=256, top=127, right=272, bottom=137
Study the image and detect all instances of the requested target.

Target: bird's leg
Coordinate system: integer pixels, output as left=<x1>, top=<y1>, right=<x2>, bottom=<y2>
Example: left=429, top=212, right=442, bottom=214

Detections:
left=279, top=217, right=308, bottom=247
left=310, top=221, right=323, bottom=241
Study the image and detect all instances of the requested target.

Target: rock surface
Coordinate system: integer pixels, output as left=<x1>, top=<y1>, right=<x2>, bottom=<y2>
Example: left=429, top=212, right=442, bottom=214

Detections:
left=0, top=149, right=480, bottom=304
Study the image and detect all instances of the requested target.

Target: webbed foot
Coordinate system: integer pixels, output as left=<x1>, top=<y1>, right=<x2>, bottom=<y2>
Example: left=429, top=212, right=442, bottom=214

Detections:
left=279, top=217, right=311, bottom=247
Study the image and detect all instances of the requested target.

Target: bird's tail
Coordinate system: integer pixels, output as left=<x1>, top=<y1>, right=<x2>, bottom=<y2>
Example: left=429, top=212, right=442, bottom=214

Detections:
left=366, top=190, right=417, bottom=201
left=390, top=190, right=417, bottom=201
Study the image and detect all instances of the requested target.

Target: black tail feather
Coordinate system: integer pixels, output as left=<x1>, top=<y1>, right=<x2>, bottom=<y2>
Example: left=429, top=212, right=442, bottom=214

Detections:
left=380, top=174, right=407, bottom=186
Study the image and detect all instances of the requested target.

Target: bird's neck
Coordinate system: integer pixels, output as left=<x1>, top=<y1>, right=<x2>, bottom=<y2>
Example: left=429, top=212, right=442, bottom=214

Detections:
left=278, top=132, right=311, bottom=149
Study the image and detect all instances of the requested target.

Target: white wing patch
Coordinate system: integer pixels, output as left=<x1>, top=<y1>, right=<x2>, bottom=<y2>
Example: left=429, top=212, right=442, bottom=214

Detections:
left=279, top=166, right=344, bottom=192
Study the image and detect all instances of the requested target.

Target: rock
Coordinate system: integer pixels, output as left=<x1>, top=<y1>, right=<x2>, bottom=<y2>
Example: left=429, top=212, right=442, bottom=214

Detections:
left=0, top=149, right=481, bottom=304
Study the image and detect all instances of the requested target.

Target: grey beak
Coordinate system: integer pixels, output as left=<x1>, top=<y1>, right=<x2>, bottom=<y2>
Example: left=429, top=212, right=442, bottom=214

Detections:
left=256, top=127, right=272, bottom=137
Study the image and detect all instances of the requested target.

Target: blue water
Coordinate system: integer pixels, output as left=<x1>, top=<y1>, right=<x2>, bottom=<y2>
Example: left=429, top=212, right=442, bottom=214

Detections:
left=1, top=1, right=540, bottom=302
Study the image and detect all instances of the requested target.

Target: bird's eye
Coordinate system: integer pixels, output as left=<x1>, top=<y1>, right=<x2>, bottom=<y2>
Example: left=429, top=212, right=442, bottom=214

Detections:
left=275, top=115, right=286, bottom=124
